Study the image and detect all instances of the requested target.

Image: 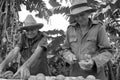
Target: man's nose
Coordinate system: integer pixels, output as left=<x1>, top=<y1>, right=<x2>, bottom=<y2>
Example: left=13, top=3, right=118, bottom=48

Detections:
left=75, top=17, right=82, bottom=20
left=27, top=31, right=33, bottom=34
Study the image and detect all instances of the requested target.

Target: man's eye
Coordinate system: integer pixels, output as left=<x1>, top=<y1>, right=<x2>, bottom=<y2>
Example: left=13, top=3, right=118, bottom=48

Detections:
left=26, top=30, right=34, bottom=32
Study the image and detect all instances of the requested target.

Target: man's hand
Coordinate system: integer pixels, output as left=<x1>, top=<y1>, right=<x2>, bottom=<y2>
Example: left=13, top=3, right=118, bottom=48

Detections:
left=0, top=64, right=4, bottom=73
left=63, top=50, right=77, bottom=64
left=79, top=59, right=94, bottom=70
left=13, top=66, right=30, bottom=79
left=0, top=64, right=4, bottom=78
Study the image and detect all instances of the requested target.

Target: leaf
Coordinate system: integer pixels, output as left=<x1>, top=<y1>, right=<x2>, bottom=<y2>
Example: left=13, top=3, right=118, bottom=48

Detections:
left=35, top=13, right=43, bottom=18
left=49, top=0, right=61, bottom=7
left=52, top=6, right=70, bottom=14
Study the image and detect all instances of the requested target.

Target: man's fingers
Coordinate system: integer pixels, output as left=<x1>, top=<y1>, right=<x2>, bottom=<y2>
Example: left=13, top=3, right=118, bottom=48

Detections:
left=85, top=54, right=91, bottom=60
left=13, top=70, right=19, bottom=78
left=26, top=69, right=30, bottom=79
left=72, top=55, right=77, bottom=60
left=79, top=62, right=86, bottom=70
left=65, top=54, right=76, bottom=62
left=22, top=68, right=30, bottom=79
left=21, top=68, right=25, bottom=79
left=24, top=69, right=28, bottom=79
left=13, top=68, right=30, bottom=79
left=79, top=62, right=89, bottom=70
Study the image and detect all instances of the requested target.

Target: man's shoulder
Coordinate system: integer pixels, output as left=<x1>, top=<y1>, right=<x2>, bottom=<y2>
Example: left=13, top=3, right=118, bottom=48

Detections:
left=40, top=32, right=48, bottom=38
left=37, top=32, right=48, bottom=41
left=92, top=20, right=103, bottom=25
left=92, top=20, right=104, bottom=29
left=67, top=22, right=77, bottom=30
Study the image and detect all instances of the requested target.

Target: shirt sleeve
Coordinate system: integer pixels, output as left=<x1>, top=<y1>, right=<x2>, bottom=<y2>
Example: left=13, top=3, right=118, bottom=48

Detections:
left=38, top=35, right=48, bottom=51
left=15, top=34, right=23, bottom=49
left=62, top=28, right=71, bottom=49
left=92, top=23, right=114, bottom=72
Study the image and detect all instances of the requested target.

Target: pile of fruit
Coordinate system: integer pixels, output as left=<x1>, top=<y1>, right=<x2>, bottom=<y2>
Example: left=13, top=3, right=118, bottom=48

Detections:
left=29, top=74, right=100, bottom=80
left=0, top=71, right=100, bottom=80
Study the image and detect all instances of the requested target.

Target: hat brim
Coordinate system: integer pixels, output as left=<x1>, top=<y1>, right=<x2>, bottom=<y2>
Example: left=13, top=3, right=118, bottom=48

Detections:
left=67, top=8, right=97, bottom=16
left=18, top=23, right=43, bottom=31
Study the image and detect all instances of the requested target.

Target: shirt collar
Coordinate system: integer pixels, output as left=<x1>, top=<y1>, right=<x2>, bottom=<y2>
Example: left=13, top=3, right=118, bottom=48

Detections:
left=74, top=18, right=93, bottom=29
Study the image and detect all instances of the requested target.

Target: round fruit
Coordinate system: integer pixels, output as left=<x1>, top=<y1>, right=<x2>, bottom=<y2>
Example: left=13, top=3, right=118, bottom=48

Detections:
left=13, top=75, right=21, bottom=79
left=29, top=76, right=36, bottom=80
left=75, top=77, right=81, bottom=80
left=86, top=75, right=96, bottom=80
left=56, top=75, right=65, bottom=80
left=36, top=73, right=46, bottom=80
left=50, top=76, right=56, bottom=80
left=77, top=76, right=84, bottom=80
left=68, top=77, right=74, bottom=80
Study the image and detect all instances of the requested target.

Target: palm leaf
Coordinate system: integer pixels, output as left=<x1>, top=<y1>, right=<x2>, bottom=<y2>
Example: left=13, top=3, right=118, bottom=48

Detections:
left=51, top=6, right=70, bottom=14
left=49, top=0, right=61, bottom=7
left=14, top=0, right=52, bottom=21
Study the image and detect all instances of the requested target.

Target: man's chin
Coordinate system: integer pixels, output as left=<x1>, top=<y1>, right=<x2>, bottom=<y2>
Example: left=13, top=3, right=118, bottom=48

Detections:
left=27, top=36, right=35, bottom=39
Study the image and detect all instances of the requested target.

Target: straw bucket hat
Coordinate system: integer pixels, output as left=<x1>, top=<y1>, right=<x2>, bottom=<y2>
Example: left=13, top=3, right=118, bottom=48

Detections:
left=18, top=14, right=43, bottom=31
left=68, top=0, right=97, bottom=16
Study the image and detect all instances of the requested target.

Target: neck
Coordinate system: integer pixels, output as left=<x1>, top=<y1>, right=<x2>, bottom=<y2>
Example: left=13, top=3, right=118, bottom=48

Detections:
left=81, top=24, right=88, bottom=27
left=79, top=19, right=90, bottom=28
left=78, top=23, right=88, bottom=29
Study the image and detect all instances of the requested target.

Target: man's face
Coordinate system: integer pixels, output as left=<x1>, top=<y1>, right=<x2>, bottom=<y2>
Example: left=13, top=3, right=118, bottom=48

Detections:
left=74, top=12, right=89, bottom=25
left=25, top=29, right=38, bottom=39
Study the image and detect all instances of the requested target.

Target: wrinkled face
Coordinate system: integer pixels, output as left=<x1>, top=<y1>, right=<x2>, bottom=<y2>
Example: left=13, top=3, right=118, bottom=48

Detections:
left=25, top=29, right=38, bottom=39
left=74, top=12, right=89, bottom=26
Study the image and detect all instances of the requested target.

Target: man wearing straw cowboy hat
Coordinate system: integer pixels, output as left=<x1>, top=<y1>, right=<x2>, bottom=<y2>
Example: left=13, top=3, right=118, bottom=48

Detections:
left=62, top=0, right=114, bottom=80
left=0, top=14, right=49, bottom=79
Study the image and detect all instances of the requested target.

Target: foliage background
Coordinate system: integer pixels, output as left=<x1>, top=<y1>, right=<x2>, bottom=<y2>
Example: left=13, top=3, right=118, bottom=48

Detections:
left=0, top=0, right=120, bottom=79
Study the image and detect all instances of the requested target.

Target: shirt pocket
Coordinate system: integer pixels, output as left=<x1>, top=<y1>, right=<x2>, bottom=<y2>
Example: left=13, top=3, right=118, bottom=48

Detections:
left=86, top=28, right=97, bottom=45
left=86, top=36, right=97, bottom=53
left=87, top=36, right=96, bottom=43
left=69, top=30, right=77, bottom=43
left=69, top=36, right=77, bottom=43
left=69, top=36, right=78, bottom=50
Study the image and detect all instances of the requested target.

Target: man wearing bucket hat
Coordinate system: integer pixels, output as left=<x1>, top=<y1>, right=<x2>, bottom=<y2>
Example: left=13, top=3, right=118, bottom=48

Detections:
left=62, top=0, right=114, bottom=80
left=0, top=15, right=50, bottom=79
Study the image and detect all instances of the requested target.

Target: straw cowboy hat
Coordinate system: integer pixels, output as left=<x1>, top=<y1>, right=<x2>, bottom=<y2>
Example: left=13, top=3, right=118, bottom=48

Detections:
left=18, top=14, right=43, bottom=31
left=68, top=0, right=97, bottom=16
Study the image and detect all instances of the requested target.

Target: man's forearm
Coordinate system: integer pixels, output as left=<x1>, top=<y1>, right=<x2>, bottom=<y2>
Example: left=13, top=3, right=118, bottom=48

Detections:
left=22, top=46, right=43, bottom=68
left=1, top=47, right=20, bottom=68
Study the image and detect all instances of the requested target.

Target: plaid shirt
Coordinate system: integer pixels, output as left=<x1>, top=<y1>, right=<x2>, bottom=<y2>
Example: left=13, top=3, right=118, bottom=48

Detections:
left=16, top=31, right=49, bottom=75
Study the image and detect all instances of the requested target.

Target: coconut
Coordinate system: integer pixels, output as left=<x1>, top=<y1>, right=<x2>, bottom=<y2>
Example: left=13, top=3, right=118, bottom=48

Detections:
left=68, top=77, right=74, bottom=80
left=56, top=75, right=65, bottom=80
left=86, top=75, right=96, bottom=80
left=50, top=76, right=56, bottom=80
left=29, top=76, right=36, bottom=80
left=36, top=73, right=46, bottom=80
left=76, top=76, right=85, bottom=80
